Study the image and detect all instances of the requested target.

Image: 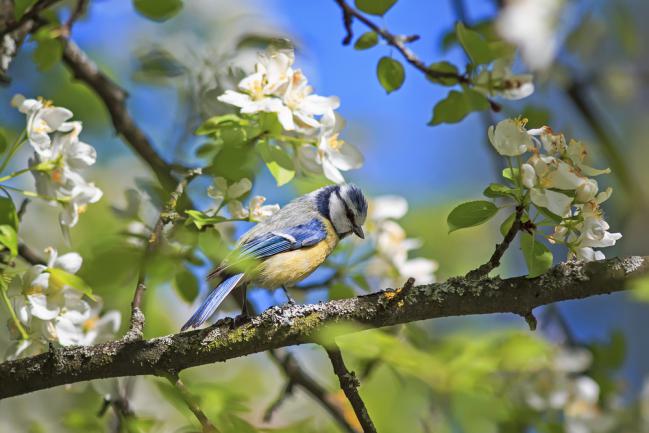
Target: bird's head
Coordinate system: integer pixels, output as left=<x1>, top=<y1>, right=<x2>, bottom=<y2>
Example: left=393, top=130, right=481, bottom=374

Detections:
left=316, top=184, right=368, bottom=239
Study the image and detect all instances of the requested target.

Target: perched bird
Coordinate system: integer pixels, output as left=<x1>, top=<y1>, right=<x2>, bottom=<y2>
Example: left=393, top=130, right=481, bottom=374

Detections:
left=181, top=183, right=368, bottom=331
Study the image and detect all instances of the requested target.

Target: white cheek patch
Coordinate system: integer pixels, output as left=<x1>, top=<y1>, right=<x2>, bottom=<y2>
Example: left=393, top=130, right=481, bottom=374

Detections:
left=329, top=196, right=351, bottom=234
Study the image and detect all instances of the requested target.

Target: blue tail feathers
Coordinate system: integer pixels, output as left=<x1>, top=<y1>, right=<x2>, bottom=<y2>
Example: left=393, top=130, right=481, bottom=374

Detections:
left=181, top=273, right=245, bottom=331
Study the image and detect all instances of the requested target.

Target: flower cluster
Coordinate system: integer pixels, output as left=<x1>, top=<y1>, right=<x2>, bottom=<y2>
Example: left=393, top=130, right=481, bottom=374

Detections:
left=217, top=48, right=363, bottom=183
left=207, top=177, right=280, bottom=222
left=519, top=346, right=613, bottom=433
left=12, top=95, right=103, bottom=229
left=488, top=118, right=621, bottom=261
left=6, top=248, right=120, bottom=359
left=364, top=195, right=437, bottom=288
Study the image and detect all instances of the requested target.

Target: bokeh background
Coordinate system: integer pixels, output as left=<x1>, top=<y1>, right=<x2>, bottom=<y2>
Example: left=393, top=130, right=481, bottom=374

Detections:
left=1, top=0, right=649, bottom=432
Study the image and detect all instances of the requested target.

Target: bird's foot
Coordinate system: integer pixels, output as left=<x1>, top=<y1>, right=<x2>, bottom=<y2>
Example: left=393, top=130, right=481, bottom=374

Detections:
left=281, top=286, right=296, bottom=305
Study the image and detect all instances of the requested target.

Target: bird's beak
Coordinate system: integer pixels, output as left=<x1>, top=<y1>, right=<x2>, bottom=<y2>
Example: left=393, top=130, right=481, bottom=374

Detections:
left=353, top=225, right=365, bottom=239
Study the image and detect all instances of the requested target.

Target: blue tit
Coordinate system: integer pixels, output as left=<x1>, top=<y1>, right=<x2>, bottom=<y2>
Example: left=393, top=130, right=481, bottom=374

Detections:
left=181, top=183, right=368, bottom=331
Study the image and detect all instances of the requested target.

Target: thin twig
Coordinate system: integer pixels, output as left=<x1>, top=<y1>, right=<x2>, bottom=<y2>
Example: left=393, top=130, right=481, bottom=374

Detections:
left=61, top=0, right=87, bottom=37
left=566, top=80, right=647, bottom=210
left=266, top=350, right=359, bottom=433
left=0, top=0, right=62, bottom=38
left=466, top=205, right=524, bottom=279
left=333, top=0, right=469, bottom=84
left=18, top=243, right=45, bottom=265
left=125, top=168, right=201, bottom=340
left=165, top=373, right=220, bottom=433
left=325, top=344, right=377, bottom=433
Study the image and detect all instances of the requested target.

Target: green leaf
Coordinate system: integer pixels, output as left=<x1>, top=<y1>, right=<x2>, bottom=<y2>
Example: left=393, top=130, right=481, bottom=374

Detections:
left=447, top=200, right=499, bottom=233
left=429, top=89, right=489, bottom=125
left=376, top=57, right=405, bottom=94
left=483, top=183, right=517, bottom=199
left=14, top=0, right=37, bottom=19
left=426, top=61, right=460, bottom=86
left=185, top=210, right=226, bottom=230
left=133, top=0, right=183, bottom=22
left=174, top=268, right=199, bottom=303
left=520, top=233, right=553, bottom=278
left=48, top=268, right=95, bottom=300
left=354, top=31, right=379, bottom=50
left=33, top=38, right=63, bottom=71
left=195, top=114, right=246, bottom=136
left=455, top=22, right=496, bottom=65
left=256, top=141, right=295, bottom=186
left=0, top=196, right=18, bottom=230
left=355, top=0, right=397, bottom=16
left=502, top=167, right=520, bottom=182
left=0, top=225, right=18, bottom=257
left=258, top=112, right=284, bottom=136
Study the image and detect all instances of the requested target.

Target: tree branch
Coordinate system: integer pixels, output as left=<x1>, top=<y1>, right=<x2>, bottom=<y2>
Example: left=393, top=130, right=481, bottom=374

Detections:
left=0, top=0, right=62, bottom=38
left=325, top=344, right=376, bottom=433
left=466, top=205, right=525, bottom=279
left=1, top=255, right=646, bottom=400
left=266, top=350, right=360, bottom=433
left=332, top=0, right=469, bottom=84
left=125, top=168, right=201, bottom=340
left=165, top=373, right=220, bottom=433
left=60, top=39, right=179, bottom=191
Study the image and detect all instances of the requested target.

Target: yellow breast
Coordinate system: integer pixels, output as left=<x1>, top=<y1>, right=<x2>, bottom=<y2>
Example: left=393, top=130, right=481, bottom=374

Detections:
left=253, top=219, right=338, bottom=289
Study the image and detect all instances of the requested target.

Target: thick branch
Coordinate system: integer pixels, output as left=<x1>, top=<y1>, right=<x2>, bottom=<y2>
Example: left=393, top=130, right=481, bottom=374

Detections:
left=0, top=255, right=647, bottom=400
left=325, top=345, right=376, bottom=433
left=60, top=39, right=178, bottom=191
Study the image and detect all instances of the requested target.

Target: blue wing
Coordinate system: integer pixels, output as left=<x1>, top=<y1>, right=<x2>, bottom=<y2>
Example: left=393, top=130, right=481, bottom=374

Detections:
left=207, top=218, right=328, bottom=280
left=182, top=219, right=328, bottom=330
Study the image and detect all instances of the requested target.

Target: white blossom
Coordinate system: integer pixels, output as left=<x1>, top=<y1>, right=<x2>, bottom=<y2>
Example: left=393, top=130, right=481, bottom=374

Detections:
left=280, top=70, right=340, bottom=131
left=476, top=60, right=535, bottom=100
left=496, top=0, right=564, bottom=71
left=312, top=110, right=363, bottom=183
left=12, top=95, right=73, bottom=156
left=488, top=118, right=534, bottom=156
left=13, top=96, right=102, bottom=228
left=218, top=48, right=338, bottom=132
left=54, top=300, right=121, bottom=346
left=364, top=196, right=437, bottom=288
left=227, top=195, right=280, bottom=222
left=10, top=247, right=85, bottom=323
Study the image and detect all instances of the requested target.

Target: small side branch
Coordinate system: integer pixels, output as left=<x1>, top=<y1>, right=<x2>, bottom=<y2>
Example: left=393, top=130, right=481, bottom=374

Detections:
left=333, top=0, right=468, bottom=84
left=165, top=373, right=220, bottom=433
left=125, top=169, right=201, bottom=340
left=0, top=0, right=62, bottom=38
left=325, top=344, right=377, bottom=433
left=267, top=350, right=360, bottom=433
left=466, top=205, right=524, bottom=279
